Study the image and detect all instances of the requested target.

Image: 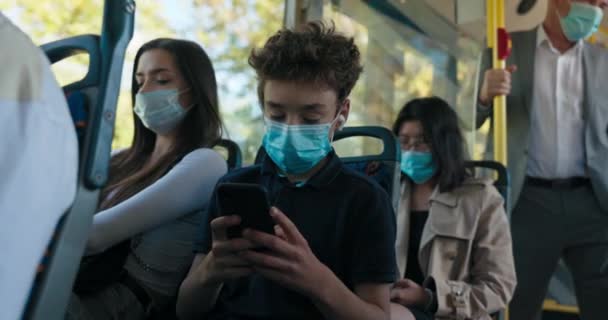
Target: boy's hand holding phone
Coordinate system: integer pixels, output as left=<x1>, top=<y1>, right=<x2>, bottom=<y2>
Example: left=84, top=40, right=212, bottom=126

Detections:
left=239, top=207, right=331, bottom=298
left=213, top=182, right=331, bottom=297
left=217, top=183, right=275, bottom=238
left=200, top=215, right=255, bottom=285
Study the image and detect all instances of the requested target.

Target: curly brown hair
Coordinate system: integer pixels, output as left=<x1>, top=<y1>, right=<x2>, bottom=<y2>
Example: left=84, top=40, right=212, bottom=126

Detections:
left=249, top=21, right=363, bottom=106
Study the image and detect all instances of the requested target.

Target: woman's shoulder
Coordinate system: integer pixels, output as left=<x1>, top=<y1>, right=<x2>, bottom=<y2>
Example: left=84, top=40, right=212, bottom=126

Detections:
left=442, top=177, right=506, bottom=233
left=428, top=177, right=506, bottom=240
left=461, top=176, right=494, bottom=188
left=177, top=148, right=227, bottom=171
left=182, top=148, right=224, bottom=161
left=457, top=176, right=497, bottom=193
left=452, top=177, right=504, bottom=207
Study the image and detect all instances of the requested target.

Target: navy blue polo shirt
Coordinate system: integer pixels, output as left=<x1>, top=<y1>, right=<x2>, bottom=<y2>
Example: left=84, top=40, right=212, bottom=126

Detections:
left=194, top=150, right=397, bottom=320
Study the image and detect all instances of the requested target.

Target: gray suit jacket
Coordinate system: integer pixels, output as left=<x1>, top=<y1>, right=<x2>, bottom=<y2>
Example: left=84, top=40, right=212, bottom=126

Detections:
left=476, top=28, right=608, bottom=211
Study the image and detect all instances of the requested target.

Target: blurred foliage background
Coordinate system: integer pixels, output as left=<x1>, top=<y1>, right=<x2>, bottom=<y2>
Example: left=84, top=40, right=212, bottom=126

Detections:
left=0, top=0, right=283, bottom=161
left=0, top=0, right=486, bottom=162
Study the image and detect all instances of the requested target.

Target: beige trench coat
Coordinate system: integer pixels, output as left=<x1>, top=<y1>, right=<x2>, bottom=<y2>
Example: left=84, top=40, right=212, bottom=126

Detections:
left=395, top=178, right=517, bottom=320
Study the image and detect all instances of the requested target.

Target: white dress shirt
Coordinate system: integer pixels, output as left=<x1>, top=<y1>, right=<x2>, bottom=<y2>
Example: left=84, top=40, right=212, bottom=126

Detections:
left=527, top=26, right=587, bottom=179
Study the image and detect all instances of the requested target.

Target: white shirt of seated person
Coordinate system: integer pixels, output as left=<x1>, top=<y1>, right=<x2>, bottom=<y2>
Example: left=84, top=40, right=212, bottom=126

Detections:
left=0, top=13, right=78, bottom=320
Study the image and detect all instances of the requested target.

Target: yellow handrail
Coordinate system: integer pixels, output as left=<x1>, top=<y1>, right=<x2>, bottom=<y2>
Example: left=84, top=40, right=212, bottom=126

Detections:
left=487, top=0, right=508, bottom=166
left=543, top=299, right=580, bottom=314
left=487, top=2, right=509, bottom=319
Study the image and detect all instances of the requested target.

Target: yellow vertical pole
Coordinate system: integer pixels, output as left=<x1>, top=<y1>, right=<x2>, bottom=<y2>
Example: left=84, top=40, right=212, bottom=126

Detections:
left=487, top=1, right=510, bottom=319
left=487, top=0, right=496, bottom=50
left=493, top=0, right=508, bottom=166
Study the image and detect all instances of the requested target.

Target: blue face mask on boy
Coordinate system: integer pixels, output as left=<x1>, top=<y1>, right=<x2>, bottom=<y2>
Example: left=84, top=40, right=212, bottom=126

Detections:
left=262, top=117, right=338, bottom=175
left=400, top=150, right=437, bottom=184
left=559, top=2, right=604, bottom=41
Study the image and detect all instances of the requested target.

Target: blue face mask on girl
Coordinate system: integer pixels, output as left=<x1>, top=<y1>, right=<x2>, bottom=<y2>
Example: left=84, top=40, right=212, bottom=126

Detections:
left=559, top=2, right=604, bottom=41
left=400, top=150, right=437, bottom=184
left=134, top=88, right=190, bottom=135
left=262, top=117, right=339, bottom=175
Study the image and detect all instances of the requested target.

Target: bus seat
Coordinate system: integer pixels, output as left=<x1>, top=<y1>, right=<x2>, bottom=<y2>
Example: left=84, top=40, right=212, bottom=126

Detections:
left=464, top=160, right=511, bottom=216
left=333, top=126, right=401, bottom=212
left=214, top=139, right=242, bottom=170
left=254, top=126, right=401, bottom=212
left=22, top=1, right=135, bottom=320
left=66, top=90, right=89, bottom=146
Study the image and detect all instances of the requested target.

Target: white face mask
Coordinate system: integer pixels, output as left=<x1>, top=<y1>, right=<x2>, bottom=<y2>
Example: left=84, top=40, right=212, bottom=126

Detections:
left=133, top=88, right=190, bottom=134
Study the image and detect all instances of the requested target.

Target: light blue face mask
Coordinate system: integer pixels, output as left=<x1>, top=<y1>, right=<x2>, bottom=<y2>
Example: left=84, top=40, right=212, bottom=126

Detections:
left=134, top=89, right=190, bottom=135
left=400, top=150, right=437, bottom=184
left=559, top=2, right=604, bottom=41
left=262, top=118, right=336, bottom=175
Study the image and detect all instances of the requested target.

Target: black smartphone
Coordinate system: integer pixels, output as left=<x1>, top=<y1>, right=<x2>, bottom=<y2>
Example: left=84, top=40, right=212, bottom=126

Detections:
left=216, top=182, right=275, bottom=239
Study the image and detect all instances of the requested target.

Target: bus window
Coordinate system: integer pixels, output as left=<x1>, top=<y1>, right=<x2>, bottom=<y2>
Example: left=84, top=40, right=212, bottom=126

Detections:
left=322, top=1, right=483, bottom=160
left=1, top=1, right=285, bottom=164
left=1, top=3, right=102, bottom=91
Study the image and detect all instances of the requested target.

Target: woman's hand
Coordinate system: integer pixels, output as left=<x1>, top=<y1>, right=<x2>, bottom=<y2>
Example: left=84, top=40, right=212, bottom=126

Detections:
left=390, top=278, right=430, bottom=308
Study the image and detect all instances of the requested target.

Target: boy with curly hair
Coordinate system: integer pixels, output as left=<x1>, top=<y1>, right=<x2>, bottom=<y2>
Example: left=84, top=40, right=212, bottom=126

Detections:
left=178, top=21, right=397, bottom=320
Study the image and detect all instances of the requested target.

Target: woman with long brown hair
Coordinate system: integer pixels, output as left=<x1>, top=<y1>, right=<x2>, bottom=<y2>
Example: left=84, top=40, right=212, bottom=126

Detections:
left=66, top=38, right=227, bottom=319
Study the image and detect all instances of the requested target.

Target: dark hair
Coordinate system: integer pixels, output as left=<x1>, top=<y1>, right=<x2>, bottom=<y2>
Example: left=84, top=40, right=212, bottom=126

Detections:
left=248, top=20, right=363, bottom=105
left=100, top=38, right=223, bottom=209
left=393, top=97, right=469, bottom=192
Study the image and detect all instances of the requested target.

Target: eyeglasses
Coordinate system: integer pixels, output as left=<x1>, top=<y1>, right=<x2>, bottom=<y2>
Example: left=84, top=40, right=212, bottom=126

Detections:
left=399, top=136, right=429, bottom=150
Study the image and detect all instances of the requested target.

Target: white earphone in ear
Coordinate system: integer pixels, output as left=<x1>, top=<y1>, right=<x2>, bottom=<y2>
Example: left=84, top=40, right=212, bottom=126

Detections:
left=337, top=115, right=346, bottom=130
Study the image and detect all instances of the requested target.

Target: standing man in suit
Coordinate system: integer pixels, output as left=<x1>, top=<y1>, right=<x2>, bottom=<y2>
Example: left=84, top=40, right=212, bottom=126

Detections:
left=477, top=0, right=608, bottom=319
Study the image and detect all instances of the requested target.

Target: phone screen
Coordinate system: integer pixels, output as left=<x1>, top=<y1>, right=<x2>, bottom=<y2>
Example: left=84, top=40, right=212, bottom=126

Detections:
left=216, top=183, right=275, bottom=238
